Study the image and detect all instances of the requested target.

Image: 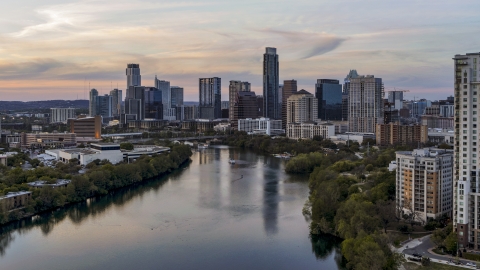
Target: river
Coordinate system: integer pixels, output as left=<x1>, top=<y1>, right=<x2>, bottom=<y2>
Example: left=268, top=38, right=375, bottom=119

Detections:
left=0, top=146, right=342, bottom=269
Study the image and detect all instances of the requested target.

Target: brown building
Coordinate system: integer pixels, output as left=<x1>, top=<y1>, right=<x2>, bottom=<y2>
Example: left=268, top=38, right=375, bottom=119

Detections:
left=69, top=115, right=102, bottom=139
left=375, top=122, right=428, bottom=146
left=421, top=115, right=454, bottom=129
left=21, top=132, right=76, bottom=148
left=232, top=91, right=258, bottom=129
left=0, top=191, right=32, bottom=211
left=282, top=80, right=297, bottom=129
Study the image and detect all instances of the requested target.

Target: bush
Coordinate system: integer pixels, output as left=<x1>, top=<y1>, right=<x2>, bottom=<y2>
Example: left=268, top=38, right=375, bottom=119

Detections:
left=397, top=225, right=412, bottom=233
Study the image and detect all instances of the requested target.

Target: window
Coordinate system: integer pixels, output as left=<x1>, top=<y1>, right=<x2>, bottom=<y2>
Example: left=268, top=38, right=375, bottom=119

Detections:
left=464, top=130, right=468, bottom=134
left=464, top=98, right=468, bottom=102
left=464, top=124, right=468, bottom=128
left=476, top=111, right=478, bottom=115
left=464, top=111, right=468, bottom=115
left=475, top=91, right=478, bottom=95
left=474, top=98, right=478, bottom=102
left=465, top=91, right=468, bottom=95
left=465, top=85, right=468, bottom=89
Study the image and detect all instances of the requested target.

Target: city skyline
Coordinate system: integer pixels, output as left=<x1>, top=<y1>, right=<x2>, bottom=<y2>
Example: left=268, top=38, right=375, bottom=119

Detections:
left=0, top=0, right=478, bottom=101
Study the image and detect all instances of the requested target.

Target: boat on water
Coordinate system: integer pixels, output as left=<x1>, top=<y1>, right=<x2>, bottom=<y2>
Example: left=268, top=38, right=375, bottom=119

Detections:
left=229, top=159, right=235, bottom=164
left=198, top=143, right=209, bottom=149
left=273, top=152, right=293, bottom=159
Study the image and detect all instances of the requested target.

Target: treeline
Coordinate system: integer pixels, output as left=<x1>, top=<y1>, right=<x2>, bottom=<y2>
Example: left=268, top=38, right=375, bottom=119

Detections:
left=0, top=145, right=192, bottom=225
left=219, top=132, right=337, bottom=155
left=302, top=148, right=405, bottom=270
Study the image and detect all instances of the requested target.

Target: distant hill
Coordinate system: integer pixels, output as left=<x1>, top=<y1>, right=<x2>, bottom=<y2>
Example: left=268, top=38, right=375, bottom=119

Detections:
left=0, top=100, right=89, bottom=112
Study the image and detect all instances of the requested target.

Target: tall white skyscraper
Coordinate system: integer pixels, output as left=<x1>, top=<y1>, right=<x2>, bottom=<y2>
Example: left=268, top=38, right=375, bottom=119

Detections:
left=453, top=52, right=480, bottom=249
left=89, top=88, right=98, bottom=117
left=126, top=64, right=141, bottom=89
left=348, top=75, right=384, bottom=133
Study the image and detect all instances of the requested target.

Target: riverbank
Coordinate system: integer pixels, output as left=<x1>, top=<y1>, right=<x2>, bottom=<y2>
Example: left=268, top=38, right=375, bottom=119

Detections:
left=0, top=144, right=192, bottom=226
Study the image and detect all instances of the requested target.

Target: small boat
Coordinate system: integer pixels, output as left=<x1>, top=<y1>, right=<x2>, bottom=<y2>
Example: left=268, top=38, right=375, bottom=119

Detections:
left=229, top=159, right=235, bottom=164
left=198, top=143, right=209, bottom=149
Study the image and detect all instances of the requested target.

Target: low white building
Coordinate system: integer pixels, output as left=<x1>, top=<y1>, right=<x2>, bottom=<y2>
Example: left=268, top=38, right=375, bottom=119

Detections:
left=59, top=143, right=123, bottom=165
left=330, top=132, right=375, bottom=144
left=238, top=118, right=283, bottom=136
left=286, top=122, right=335, bottom=140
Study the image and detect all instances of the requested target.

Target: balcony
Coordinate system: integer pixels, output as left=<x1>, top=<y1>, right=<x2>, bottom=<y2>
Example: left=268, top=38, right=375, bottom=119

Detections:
left=457, top=61, right=469, bottom=65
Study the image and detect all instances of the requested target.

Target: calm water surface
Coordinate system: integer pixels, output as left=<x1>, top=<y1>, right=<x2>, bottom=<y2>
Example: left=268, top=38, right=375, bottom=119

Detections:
left=0, top=146, right=341, bottom=270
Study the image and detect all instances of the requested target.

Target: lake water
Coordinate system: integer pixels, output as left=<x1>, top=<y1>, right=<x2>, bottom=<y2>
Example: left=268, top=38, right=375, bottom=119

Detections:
left=0, top=146, right=341, bottom=269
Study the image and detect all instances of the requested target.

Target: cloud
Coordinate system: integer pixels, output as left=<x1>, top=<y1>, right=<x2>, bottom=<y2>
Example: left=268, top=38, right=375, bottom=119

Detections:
left=302, top=37, right=346, bottom=59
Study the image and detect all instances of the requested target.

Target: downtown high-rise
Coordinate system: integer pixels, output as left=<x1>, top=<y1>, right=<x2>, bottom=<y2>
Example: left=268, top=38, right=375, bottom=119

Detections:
left=89, top=88, right=98, bottom=117
left=199, top=77, right=221, bottom=119
left=229, top=80, right=251, bottom=124
left=126, top=64, right=141, bottom=88
left=453, top=53, right=480, bottom=249
left=315, top=79, right=342, bottom=121
left=348, top=75, right=384, bottom=133
left=263, top=47, right=279, bottom=119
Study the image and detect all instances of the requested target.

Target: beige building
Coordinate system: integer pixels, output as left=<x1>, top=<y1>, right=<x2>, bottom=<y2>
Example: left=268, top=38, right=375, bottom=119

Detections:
left=0, top=191, right=32, bottom=211
left=287, top=122, right=335, bottom=140
left=21, top=132, right=76, bottom=148
left=69, top=115, right=102, bottom=139
left=348, top=75, right=384, bottom=133
left=396, top=148, right=453, bottom=222
left=286, top=89, right=318, bottom=125
left=375, top=122, right=428, bottom=146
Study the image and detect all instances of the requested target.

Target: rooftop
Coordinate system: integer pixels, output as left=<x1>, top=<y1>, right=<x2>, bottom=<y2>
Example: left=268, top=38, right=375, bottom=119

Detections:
left=28, top=179, right=71, bottom=187
left=0, top=191, right=32, bottom=200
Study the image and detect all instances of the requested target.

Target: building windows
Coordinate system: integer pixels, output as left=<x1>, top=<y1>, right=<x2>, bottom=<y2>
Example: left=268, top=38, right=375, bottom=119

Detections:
left=464, top=111, right=468, bottom=115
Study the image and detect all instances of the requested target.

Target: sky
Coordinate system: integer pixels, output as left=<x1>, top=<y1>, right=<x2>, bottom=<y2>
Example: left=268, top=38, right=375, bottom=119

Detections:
left=0, top=0, right=479, bottom=101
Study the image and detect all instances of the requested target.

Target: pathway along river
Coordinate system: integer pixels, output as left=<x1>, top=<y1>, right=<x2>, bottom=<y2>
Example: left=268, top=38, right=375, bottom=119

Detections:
left=0, top=146, right=342, bottom=270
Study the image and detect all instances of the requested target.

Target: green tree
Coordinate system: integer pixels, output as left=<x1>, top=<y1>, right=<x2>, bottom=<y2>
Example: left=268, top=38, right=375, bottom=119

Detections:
left=445, top=231, right=458, bottom=254
left=120, top=142, right=134, bottom=150
left=342, top=234, right=387, bottom=270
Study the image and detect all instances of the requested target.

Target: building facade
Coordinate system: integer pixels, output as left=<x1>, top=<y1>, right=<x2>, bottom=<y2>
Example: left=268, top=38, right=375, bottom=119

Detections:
left=348, top=75, right=384, bottom=133
left=109, top=89, right=123, bottom=116
left=396, top=148, right=453, bottom=222
left=232, top=91, right=258, bottom=129
left=199, top=77, right=221, bottom=119
left=315, top=79, right=342, bottom=121
left=375, top=122, right=428, bottom=146
left=69, top=115, right=102, bottom=139
left=145, top=87, right=163, bottom=119
left=263, top=47, right=280, bottom=119
left=229, top=80, right=251, bottom=123
left=155, top=77, right=176, bottom=121
left=287, top=90, right=318, bottom=125
left=89, top=88, right=98, bottom=117
left=125, top=86, right=145, bottom=121
left=237, top=118, right=283, bottom=136
left=287, top=122, right=335, bottom=140
left=453, top=53, right=480, bottom=249
left=126, top=63, right=141, bottom=88
left=50, top=108, right=75, bottom=123
left=282, top=80, right=297, bottom=129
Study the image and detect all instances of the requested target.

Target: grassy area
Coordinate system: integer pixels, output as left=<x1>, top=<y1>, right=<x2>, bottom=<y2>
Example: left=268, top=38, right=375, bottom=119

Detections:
left=404, top=262, right=467, bottom=270
left=464, top=252, right=480, bottom=262
left=390, top=231, right=431, bottom=248
left=432, top=248, right=449, bottom=255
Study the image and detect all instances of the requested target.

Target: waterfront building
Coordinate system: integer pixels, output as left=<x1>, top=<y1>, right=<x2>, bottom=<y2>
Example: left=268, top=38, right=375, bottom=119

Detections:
left=232, top=91, right=258, bottom=129
left=348, top=75, right=384, bottom=133
left=263, top=47, right=280, bottom=119
left=287, top=122, right=335, bottom=140
left=237, top=118, right=283, bottom=136
left=199, top=77, right=221, bottom=119
left=0, top=191, right=32, bottom=211
left=126, top=64, right=141, bottom=88
left=315, top=79, right=342, bottom=121
left=50, top=108, right=76, bottom=123
left=287, top=89, right=318, bottom=125
left=395, top=148, right=453, bottom=222
left=59, top=143, right=123, bottom=165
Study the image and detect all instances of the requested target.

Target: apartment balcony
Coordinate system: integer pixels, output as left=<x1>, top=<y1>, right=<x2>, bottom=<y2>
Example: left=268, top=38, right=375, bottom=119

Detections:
left=457, top=61, right=469, bottom=65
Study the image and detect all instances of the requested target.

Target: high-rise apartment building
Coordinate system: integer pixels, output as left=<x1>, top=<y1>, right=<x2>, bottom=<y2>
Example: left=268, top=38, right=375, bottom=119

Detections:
left=263, top=47, right=279, bottom=119
left=315, top=79, right=343, bottom=121
left=282, top=80, right=297, bottom=129
left=155, top=77, right=175, bottom=121
left=50, top=108, right=75, bottom=123
left=232, top=91, right=258, bottom=129
left=375, top=122, right=428, bottom=146
left=453, top=53, right=480, bottom=249
left=342, top=70, right=359, bottom=122
left=396, top=148, right=453, bottom=223
left=89, top=89, right=98, bottom=117
left=171, top=86, right=184, bottom=108
left=126, top=64, right=141, bottom=88
left=110, top=89, right=123, bottom=116
left=348, top=75, right=384, bottom=133
left=287, top=90, right=318, bottom=125
left=125, top=86, right=145, bottom=121
left=199, top=77, right=221, bottom=119
left=229, top=80, right=251, bottom=123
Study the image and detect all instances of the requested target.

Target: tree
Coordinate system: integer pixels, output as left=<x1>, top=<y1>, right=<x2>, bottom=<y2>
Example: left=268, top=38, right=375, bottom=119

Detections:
left=444, top=231, right=458, bottom=254
left=376, top=200, right=396, bottom=233
left=120, top=142, right=134, bottom=150
left=342, top=234, right=387, bottom=270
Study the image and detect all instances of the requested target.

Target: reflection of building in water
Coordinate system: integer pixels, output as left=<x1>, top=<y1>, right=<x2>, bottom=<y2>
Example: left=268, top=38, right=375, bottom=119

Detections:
left=263, top=158, right=280, bottom=235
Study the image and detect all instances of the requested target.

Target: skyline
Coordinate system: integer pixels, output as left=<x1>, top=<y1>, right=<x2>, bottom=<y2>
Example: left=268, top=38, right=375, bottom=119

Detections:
left=0, top=0, right=479, bottom=101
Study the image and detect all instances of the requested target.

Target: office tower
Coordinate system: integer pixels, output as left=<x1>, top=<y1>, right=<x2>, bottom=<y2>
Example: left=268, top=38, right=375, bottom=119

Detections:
left=282, top=80, right=297, bottom=129
left=50, top=108, right=75, bottom=123
left=125, top=86, right=145, bottom=120
left=342, top=70, right=359, bottom=122
left=155, top=77, right=175, bottom=121
left=411, top=99, right=432, bottom=120
left=256, top=95, right=264, bottom=118
left=395, top=149, right=453, bottom=223
left=70, top=115, right=102, bottom=139
left=263, top=47, right=279, bottom=119
left=145, top=87, right=163, bottom=119
left=315, top=79, right=342, bottom=121
left=286, top=90, right=318, bottom=125
left=171, top=86, right=184, bottom=108
left=89, top=88, right=98, bottom=117
left=348, top=75, right=384, bottom=133
left=232, top=91, right=258, bottom=129
left=126, top=64, right=141, bottom=88
left=97, top=94, right=113, bottom=118
left=229, top=81, right=251, bottom=123
left=278, top=84, right=283, bottom=119
left=221, top=101, right=230, bottom=110
left=199, top=77, right=221, bottom=119
left=110, top=89, right=123, bottom=116
left=388, top=91, right=404, bottom=110
left=453, top=53, right=480, bottom=249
